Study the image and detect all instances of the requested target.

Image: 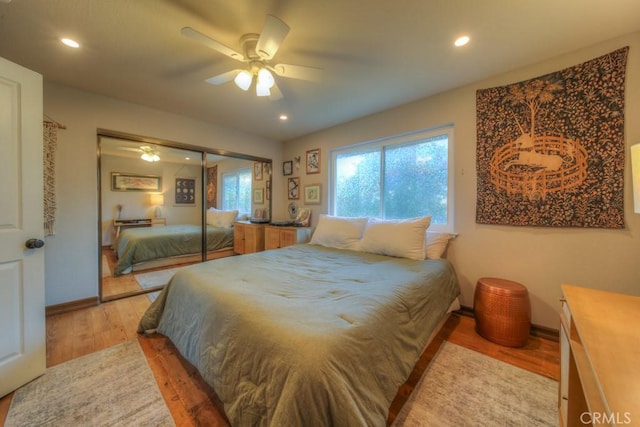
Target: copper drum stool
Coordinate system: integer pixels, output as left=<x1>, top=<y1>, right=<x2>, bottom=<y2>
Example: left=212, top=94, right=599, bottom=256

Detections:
left=474, top=277, right=531, bottom=347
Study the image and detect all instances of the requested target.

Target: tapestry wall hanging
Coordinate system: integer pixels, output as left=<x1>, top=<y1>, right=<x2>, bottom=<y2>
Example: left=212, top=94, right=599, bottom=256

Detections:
left=206, top=165, right=217, bottom=209
left=475, top=47, right=628, bottom=228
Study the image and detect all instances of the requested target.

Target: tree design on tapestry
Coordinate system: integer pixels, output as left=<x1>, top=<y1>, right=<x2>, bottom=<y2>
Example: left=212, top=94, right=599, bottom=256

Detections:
left=476, top=47, right=628, bottom=228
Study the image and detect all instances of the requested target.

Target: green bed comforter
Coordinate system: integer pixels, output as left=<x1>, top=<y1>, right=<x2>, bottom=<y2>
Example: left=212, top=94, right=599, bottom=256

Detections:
left=138, top=244, right=459, bottom=426
left=114, top=224, right=234, bottom=276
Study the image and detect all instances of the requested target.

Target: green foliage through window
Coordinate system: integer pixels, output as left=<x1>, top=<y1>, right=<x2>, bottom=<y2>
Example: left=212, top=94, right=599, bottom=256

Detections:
left=222, top=168, right=251, bottom=214
left=332, top=128, right=452, bottom=228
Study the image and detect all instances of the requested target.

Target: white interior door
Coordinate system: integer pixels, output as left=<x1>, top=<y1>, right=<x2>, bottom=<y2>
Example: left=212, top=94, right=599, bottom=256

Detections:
left=0, top=56, right=46, bottom=398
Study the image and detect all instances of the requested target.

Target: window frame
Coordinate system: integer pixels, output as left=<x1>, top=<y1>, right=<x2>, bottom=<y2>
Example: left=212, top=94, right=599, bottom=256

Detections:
left=221, top=167, right=252, bottom=215
left=329, top=125, right=454, bottom=232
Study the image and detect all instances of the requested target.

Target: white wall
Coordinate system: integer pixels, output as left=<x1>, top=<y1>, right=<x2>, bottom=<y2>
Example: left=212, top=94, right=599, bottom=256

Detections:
left=43, top=82, right=282, bottom=306
left=283, top=32, right=640, bottom=329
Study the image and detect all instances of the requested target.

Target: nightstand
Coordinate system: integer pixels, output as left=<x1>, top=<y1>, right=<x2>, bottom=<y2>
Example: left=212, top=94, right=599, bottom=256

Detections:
left=265, top=225, right=312, bottom=250
left=151, top=218, right=166, bottom=226
left=234, top=221, right=265, bottom=254
left=113, top=218, right=152, bottom=240
left=473, top=277, right=531, bottom=347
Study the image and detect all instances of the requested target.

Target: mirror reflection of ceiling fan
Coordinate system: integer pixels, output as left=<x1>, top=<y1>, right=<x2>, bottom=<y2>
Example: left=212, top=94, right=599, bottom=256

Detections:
left=117, top=145, right=160, bottom=162
left=181, top=15, right=321, bottom=100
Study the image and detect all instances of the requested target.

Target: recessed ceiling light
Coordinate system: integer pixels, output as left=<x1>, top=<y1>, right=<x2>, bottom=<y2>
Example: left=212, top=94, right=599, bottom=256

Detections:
left=279, top=114, right=288, bottom=121
left=61, top=38, right=80, bottom=48
left=454, top=36, right=470, bottom=47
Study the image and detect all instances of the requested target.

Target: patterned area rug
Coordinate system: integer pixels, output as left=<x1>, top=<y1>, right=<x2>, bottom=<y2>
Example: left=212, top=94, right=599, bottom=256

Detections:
left=393, top=341, right=557, bottom=426
left=5, top=340, right=174, bottom=427
left=135, top=267, right=180, bottom=302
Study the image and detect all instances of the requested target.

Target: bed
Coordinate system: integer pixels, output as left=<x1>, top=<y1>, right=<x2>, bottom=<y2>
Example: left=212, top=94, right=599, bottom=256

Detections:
left=138, top=231, right=460, bottom=425
left=113, top=224, right=234, bottom=276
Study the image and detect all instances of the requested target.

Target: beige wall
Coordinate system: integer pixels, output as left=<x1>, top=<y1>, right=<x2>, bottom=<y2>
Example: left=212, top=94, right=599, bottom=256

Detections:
left=43, top=82, right=282, bottom=306
left=283, top=32, right=640, bottom=329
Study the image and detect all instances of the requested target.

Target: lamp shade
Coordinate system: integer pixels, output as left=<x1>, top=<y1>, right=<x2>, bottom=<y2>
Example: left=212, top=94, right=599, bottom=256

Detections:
left=257, top=68, right=275, bottom=89
left=149, top=193, right=164, bottom=206
left=256, top=84, right=270, bottom=97
left=631, top=143, right=640, bottom=213
left=234, top=70, right=253, bottom=91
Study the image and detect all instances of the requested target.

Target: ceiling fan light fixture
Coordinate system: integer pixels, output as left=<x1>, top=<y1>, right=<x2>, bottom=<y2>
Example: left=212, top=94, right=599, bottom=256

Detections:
left=140, top=146, right=160, bottom=162
left=234, top=70, right=253, bottom=91
left=141, top=152, right=160, bottom=162
left=256, top=82, right=271, bottom=97
left=257, top=68, right=275, bottom=89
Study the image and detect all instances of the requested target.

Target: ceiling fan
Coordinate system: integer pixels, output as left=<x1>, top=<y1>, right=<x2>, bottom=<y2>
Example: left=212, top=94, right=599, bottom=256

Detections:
left=181, top=15, right=321, bottom=100
left=116, top=145, right=160, bottom=162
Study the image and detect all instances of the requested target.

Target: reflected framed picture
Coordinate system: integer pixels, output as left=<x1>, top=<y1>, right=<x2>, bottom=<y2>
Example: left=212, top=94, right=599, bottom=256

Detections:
left=111, top=172, right=161, bottom=192
left=283, top=160, right=293, bottom=176
left=175, top=177, right=196, bottom=206
left=253, top=188, right=264, bottom=204
left=288, top=177, right=299, bottom=199
left=306, top=148, right=320, bottom=174
left=303, top=183, right=321, bottom=204
left=254, top=162, right=263, bottom=180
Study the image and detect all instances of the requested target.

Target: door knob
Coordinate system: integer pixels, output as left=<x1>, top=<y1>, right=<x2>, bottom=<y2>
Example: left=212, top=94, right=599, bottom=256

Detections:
left=25, top=238, right=45, bottom=249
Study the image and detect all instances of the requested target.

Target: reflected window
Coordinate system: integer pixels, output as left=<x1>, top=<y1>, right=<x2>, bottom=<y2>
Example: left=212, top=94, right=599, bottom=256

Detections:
left=222, top=168, right=252, bottom=215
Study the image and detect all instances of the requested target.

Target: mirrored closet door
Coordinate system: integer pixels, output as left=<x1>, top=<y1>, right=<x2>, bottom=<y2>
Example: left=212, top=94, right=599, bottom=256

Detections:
left=99, top=131, right=270, bottom=302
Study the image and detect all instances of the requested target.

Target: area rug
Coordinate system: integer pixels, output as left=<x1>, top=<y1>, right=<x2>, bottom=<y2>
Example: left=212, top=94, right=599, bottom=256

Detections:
left=5, top=340, right=175, bottom=427
left=135, top=267, right=180, bottom=302
left=393, top=341, right=557, bottom=426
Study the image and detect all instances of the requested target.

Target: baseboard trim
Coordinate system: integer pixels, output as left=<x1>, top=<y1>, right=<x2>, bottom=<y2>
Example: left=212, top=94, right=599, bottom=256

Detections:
left=457, top=305, right=559, bottom=342
left=46, top=297, right=99, bottom=317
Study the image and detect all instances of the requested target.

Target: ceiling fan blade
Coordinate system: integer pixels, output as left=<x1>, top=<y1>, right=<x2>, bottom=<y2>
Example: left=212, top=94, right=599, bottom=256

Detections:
left=256, top=15, right=290, bottom=60
left=268, top=82, right=284, bottom=101
left=181, top=27, right=245, bottom=62
left=205, top=69, right=243, bottom=85
left=271, top=64, right=322, bottom=82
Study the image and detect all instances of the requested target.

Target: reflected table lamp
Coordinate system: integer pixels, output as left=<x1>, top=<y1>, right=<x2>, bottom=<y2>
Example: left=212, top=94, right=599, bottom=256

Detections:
left=149, top=193, right=164, bottom=218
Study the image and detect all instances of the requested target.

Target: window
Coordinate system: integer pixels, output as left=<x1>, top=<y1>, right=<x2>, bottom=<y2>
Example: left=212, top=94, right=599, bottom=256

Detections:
left=221, top=168, right=252, bottom=214
left=331, top=126, right=453, bottom=231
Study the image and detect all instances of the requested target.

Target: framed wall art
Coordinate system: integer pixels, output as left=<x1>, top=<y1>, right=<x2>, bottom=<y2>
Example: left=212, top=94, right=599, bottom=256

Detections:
left=283, top=160, right=293, bottom=176
left=306, top=148, right=320, bottom=174
left=175, top=177, right=196, bottom=206
left=253, top=188, right=264, bottom=204
left=287, top=177, right=300, bottom=199
left=111, top=172, right=162, bottom=192
left=303, top=183, right=321, bottom=204
left=254, top=162, right=263, bottom=180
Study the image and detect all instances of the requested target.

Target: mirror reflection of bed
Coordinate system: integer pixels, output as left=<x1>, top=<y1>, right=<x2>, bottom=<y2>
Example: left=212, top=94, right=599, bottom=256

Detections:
left=99, top=132, right=271, bottom=301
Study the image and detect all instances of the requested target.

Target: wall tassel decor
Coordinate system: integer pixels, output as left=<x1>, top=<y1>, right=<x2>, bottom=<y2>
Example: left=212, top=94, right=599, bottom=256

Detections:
left=43, top=121, right=59, bottom=236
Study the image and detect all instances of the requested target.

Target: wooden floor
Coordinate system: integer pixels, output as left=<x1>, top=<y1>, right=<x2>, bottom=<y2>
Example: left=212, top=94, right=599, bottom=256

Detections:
left=0, top=296, right=559, bottom=426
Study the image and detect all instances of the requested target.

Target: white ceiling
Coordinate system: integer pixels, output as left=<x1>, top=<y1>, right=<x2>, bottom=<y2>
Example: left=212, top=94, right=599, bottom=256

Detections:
left=1, top=0, right=639, bottom=142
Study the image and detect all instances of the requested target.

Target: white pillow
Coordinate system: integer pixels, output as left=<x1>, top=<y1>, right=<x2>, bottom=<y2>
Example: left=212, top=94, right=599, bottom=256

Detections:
left=309, top=215, right=368, bottom=250
left=425, top=231, right=455, bottom=259
left=358, top=216, right=431, bottom=260
left=206, top=209, right=238, bottom=228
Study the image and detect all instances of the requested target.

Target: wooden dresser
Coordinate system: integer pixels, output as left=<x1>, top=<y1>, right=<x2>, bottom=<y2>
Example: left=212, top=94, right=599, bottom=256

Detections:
left=264, top=225, right=312, bottom=250
left=559, top=284, right=640, bottom=426
left=233, top=221, right=265, bottom=254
